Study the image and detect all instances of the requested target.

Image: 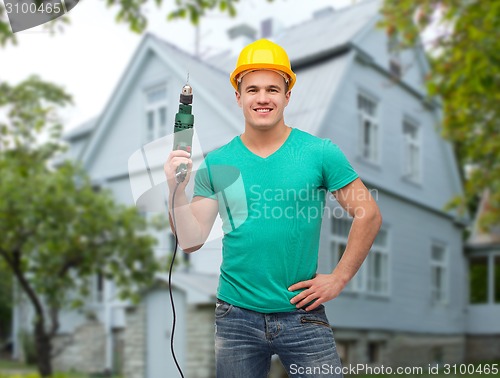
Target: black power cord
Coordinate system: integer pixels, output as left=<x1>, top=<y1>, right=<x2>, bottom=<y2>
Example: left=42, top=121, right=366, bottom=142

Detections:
left=168, top=181, right=185, bottom=378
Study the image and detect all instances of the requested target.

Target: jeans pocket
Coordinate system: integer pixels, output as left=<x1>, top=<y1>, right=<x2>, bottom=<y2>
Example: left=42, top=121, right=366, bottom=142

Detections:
left=215, top=299, right=233, bottom=318
left=299, top=305, right=331, bottom=328
left=300, top=317, right=331, bottom=328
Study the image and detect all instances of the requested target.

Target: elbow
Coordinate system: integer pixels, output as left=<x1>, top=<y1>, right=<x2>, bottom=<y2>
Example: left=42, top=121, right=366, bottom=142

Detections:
left=178, top=231, right=208, bottom=253
left=181, top=243, right=204, bottom=254
left=372, top=206, right=383, bottom=230
left=358, top=204, right=382, bottom=229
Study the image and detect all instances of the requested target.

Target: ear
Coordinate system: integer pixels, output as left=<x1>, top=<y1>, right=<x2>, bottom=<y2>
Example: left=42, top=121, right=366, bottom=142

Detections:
left=235, top=90, right=242, bottom=108
left=284, top=90, right=291, bottom=106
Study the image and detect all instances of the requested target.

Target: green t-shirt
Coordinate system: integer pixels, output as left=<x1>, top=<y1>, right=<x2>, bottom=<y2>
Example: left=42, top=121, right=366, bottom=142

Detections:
left=194, top=128, right=358, bottom=313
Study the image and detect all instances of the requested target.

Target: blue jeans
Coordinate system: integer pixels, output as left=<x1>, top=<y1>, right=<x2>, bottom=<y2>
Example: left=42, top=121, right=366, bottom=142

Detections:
left=215, top=299, right=343, bottom=377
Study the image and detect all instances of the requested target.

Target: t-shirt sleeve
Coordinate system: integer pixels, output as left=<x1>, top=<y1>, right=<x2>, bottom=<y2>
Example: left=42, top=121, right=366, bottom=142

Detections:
left=193, top=157, right=217, bottom=199
left=322, top=139, right=359, bottom=192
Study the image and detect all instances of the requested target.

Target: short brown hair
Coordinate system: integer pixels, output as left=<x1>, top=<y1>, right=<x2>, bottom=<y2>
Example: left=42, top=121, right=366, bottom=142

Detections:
left=237, top=74, right=290, bottom=94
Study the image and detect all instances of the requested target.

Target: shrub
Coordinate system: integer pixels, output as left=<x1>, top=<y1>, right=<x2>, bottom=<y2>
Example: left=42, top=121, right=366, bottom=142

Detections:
left=18, top=330, right=37, bottom=365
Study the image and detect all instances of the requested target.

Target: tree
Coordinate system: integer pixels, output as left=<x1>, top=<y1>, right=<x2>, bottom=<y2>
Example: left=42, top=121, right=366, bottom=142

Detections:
left=0, top=76, right=161, bottom=377
left=0, top=0, right=274, bottom=47
left=380, top=0, right=500, bottom=228
left=0, top=263, right=12, bottom=342
left=3, top=1, right=496, bottom=228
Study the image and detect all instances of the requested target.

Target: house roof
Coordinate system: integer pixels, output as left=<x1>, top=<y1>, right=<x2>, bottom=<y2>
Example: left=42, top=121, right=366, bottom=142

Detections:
left=149, top=33, right=244, bottom=152
left=201, top=0, right=382, bottom=139
left=276, top=0, right=381, bottom=65
left=76, top=33, right=244, bottom=168
left=66, top=0, right=383, bottom=156
left=286, top=51, right=353, bottom=136
left=64, top=116, right=98, bottom=141
left=467, top=190, right=500, bottom=248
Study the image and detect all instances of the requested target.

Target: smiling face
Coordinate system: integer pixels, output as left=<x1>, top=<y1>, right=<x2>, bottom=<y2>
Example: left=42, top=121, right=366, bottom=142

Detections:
left=235, top=70, right=291, bottom=132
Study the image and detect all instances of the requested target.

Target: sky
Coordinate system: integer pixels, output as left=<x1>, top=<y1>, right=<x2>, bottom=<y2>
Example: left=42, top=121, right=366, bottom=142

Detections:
left=1, top=0, right=356, bottom=132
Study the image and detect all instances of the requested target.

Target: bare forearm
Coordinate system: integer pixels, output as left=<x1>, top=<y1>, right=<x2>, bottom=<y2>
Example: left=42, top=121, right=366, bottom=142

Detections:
left=288, top=179, right=383, bottom=310
left=168, top=190, right=205, bottom=252
left=332, top=210, right=382, bottom=285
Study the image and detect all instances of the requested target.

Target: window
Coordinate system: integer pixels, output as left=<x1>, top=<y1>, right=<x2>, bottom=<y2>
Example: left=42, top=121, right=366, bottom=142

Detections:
left=495, top=256, right=500, bottom=303
left=431, top=244, right=447, bottom=304
left=469, top=255, right=500, bottom=304
left=368, top=341, right=385, bottom=364
left=403, top=120, right=421, bottom=182
left=331, top=240, right=362, bottom=292
left=366, top=229, right=389, bottom=295
left=331, top=218, right=362, bottom=292
left=331, top=216, right=352, bottom=238
left=469, top=256, right=488, bottom=304
left=432, top=347, right=444, bottom=365
left=336, top=341, right=355, bottom=365
left=357, top=94, right=379, bottom=163
left=144, top=86, right=168, bottom=142
left=92, top=272, right=104, bottom=303
left=331, top=218, right=389, bottom=295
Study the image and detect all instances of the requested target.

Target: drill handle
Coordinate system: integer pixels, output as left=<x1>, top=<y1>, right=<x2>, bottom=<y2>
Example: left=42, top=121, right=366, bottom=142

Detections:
left=173, top=130, right=193, bottom=183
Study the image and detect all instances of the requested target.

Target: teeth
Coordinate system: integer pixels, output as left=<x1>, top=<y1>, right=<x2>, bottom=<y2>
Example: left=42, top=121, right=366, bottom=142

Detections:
left=256, top=109, right=271, bottom=113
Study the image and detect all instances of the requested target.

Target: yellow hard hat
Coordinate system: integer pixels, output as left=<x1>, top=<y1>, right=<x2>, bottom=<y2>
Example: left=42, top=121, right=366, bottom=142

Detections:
left=230, top=39, right=296, bottom=91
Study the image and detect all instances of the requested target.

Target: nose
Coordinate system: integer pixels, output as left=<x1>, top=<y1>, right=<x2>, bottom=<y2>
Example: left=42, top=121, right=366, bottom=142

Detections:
left=256, top=89, right=270, bottom=104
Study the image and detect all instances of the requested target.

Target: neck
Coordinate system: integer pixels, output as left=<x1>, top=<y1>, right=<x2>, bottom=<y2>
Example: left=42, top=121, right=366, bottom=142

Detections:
left=240, top=124, right=292, bottom=157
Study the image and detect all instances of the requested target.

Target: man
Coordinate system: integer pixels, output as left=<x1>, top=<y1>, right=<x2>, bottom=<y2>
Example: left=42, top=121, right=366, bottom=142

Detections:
left=164, top=39, right=382, bottom=377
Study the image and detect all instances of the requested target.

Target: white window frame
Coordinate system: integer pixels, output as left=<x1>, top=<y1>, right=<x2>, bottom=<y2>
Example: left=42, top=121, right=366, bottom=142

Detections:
left=468, top=252, right=500, bottom=305
left=144, top=85, right=168, bottom=143
left=330, top=217, right=390, bottom=295
left=468, top=254, right=490, bottom=304
left=402, top=118, right=421, bottom=182
left=331, top=240, right=365, bottom=293
left=494, top=254, right=500, bottom=304
left=430, top=242, right=448, bottom=305
left=91, top=272, right=104, bottom=304
left=357, top=93, right=380, bottom=164
left=366, top=228, right=390, bottom=296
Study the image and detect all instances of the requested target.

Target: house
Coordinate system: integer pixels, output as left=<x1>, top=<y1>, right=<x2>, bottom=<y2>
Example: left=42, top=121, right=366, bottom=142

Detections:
left=12, top=0, right=499, bottom=377
left=464, top=190, right=500, bottom=361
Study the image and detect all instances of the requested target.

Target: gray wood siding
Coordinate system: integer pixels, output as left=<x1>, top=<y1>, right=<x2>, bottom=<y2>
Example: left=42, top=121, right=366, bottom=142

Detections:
left=146, top=288, right=186, bottom=378
left=356, top=20, right=429, bottom=96
left=322, top=191, right=466, bottom=334
left=310, top=52, right=467, bottom=335
left=320, top=58, right=462, bottom=214
left=86, top=55, right=170, bottom=181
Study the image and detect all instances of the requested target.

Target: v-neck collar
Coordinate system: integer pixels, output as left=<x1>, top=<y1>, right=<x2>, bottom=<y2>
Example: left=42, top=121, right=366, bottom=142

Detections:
left=236, top=127, right=296, bottom=161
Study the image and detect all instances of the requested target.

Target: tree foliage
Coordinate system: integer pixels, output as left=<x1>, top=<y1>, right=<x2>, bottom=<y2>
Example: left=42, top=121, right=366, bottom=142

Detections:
left=380, top=0, right=500, bottom=228
left=0, top=0, right=274, bottom=46
left=0, top=76, right=161, bottom=376
left=2, top=0, right=496, bottom=228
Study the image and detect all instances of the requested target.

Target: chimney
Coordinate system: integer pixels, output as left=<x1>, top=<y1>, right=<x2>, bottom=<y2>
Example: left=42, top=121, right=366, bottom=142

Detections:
left=260, top=18, right=284, bottom=39
left=313, top=6, right=335, bottom=19
left=227, top=23, right=258, bottom=54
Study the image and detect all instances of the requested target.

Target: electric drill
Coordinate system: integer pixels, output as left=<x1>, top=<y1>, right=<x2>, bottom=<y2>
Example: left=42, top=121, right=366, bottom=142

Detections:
left=173, top=84, right=194, bottom=183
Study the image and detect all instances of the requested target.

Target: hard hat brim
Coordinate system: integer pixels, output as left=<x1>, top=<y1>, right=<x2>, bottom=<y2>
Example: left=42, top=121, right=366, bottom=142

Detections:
left=230, top=63, right=296, bottom=91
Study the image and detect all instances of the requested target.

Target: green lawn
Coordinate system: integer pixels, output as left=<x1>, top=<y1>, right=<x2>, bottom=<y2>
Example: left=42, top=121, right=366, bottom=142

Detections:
left=351, top=361, right=500, bottom=378
left=0, top=359, right=35, bottom=370
left=1, top=358, right=497, bottom=378
left=0, top=359, right=121, bottom=378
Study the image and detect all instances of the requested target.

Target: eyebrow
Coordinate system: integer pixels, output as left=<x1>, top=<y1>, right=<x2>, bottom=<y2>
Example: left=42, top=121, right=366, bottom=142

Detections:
left=245, top=84, right=282, bottom=91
